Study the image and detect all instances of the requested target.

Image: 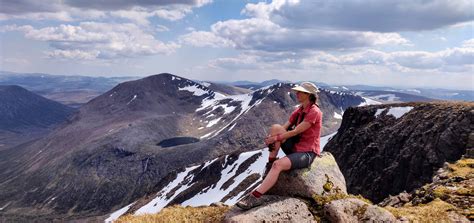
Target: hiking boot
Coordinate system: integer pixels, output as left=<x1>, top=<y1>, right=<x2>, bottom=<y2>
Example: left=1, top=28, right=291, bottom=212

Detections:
left=236, top=193, right=265, bottom=210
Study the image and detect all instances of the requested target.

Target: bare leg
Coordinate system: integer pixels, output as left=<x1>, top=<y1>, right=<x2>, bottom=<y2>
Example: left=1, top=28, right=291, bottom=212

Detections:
left=256, top=157, right=292, bottom=194
left=267, top=124, right=286, bottom=158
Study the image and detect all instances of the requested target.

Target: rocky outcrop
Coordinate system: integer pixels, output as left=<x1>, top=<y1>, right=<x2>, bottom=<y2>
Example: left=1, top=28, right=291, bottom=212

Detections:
left=325, top=102, right=473, bottom=203
left=380, top=158, right=473, bottom=221
left=267, top=152, right=347, bottom=199
left=224, top=196, right=315, bottom=223
left=378, top=192, right=412, bottom=208
left=324, top=198, right=396, bottom=223
left=223, top=153, right=396, bottom=223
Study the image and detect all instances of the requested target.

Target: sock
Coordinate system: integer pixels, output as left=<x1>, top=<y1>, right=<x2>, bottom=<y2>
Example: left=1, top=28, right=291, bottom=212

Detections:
left=268, top=157, right=277, bottom=163
left=252, top=190, right=263, bottom=198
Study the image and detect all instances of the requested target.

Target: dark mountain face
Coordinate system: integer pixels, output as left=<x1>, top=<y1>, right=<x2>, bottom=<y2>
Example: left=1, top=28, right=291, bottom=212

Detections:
left=325, top=102, right=473, bottom=203
left=0, top=85, right=75, bottom=149
left=0, top=73, right=364, bottom=221
left=0, top=85, right=74, bottom=130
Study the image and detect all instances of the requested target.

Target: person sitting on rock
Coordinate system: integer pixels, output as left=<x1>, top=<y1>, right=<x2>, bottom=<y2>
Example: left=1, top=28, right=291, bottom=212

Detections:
left=236, top=82, right=322, bottom=210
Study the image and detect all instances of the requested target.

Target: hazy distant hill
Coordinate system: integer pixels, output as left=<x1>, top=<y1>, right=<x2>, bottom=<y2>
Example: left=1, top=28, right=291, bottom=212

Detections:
left=0, top=71, right=138, bottom=108
left=0, top=85, right=75, bottom=150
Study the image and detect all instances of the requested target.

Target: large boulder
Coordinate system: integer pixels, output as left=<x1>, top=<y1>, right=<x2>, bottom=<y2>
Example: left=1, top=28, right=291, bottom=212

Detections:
left=224, top=196, right=315, bottom=223
left=323, top=198, right=396, bottom=223
left=267, top=152, right=347, bottom=199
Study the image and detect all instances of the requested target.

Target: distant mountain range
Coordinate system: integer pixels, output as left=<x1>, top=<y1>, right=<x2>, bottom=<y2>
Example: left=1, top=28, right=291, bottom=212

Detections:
left=221, top=79, right=472, bottom=102
left=1, top=71, right=471, bottom=106
left=0, top=71, right=138, bottom=108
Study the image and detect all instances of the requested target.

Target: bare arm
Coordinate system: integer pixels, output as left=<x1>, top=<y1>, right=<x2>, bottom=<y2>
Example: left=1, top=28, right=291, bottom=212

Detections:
left=282, top=121, right=291, bottom=131
left=279, top=121, right=311, bottom=140
left=265, top=121, right=312, bottom=144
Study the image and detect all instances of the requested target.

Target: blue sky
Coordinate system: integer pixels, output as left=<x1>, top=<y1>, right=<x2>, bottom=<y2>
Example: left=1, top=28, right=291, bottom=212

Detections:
left=0, top=0, right=473, bottom=90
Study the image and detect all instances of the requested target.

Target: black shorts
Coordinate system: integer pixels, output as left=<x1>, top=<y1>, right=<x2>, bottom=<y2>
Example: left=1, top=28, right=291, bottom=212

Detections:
left=281, top=138, right=316, bottom=170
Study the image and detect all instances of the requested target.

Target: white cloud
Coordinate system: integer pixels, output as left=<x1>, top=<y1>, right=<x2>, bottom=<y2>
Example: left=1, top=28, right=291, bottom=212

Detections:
left=63, top=0, right=212, bottom=11
left=441, top=47, right=474, bottom=66
left=155, top=24, right=170, bottom=32
left=180, top=18, right=409, bottom=51
left=2, top=57, right=31, bottom=66
left=153, top=7, right=193, bottom=21
left=110, top=9, right=152, bottom=25
left=210, top=46, right=473, bottom=74
left=462, top=39, right=474, bottom=48
left=46, top=49, right=100, bottom=60
left=244, top=0, right=474, bottom=32
left=0, top=0, right=211, bottom=22
left=209, top=55, right=260, bottom=70
left=3, top=23, right=180, bottom=60
left=179, top=31, right=235, bottom=48
left=390, top=51, right=444, bottom=69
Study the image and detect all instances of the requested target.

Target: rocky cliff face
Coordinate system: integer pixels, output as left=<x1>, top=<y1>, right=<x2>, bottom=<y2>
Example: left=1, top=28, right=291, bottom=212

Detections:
left=325, top=102, right=473, bottom=203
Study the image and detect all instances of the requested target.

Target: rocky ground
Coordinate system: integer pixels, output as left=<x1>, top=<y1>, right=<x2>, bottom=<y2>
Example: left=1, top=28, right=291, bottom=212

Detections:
left=117, top=156, right=472, bottom=223
left=381, top=158, right=473, bottom=222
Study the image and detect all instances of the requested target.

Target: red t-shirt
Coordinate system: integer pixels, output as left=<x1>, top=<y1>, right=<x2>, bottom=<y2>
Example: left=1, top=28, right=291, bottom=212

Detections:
left=288, top=104, right=322, bottom=155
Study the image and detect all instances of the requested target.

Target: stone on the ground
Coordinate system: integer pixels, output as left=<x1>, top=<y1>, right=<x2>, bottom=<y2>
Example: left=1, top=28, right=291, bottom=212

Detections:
left=324, top=198, right=396, bottom=223
left=224, top=196, right=315, bottom=223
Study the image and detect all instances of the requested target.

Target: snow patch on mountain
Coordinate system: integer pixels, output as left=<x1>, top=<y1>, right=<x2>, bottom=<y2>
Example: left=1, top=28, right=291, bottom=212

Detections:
left=358, top=97, right=382, bottom=106
left=178, top=85, right=208, bottom=97
left=199, top=91, right=265, bottom=139
left=126, top=95, right=137, bottom=105
left=371, top=94, right=399, bottom=102
left=375, top=106, right=414, bottom=119
left=201, top=82, right=211, bottom=87
left=387, top=106, right=414, bottom=119
left=105, top=202, right=136, bottom=223
left=206, top=117, right=222, bottom=128
left=375, top=108, right=386, bottom=117
left=181, top=150, right=266, bottom=207
left=134, top=165, right=201, bottom=215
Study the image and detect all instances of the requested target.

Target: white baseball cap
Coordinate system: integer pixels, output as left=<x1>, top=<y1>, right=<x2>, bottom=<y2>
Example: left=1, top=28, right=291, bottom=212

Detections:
left=291, top=82, right=320, bottom=94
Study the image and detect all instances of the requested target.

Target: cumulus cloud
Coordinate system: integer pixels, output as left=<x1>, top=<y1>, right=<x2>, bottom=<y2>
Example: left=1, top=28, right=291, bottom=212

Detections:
left=179, top=31, right=235, bottom=48
left=243, top=0, right=474, bottom=32
left=310, top=48, right=474, bottom=71
left=180, top=18, right=409, bottom=51
left=209, top=55, right=261, bottom=70
left=0, top=0, right=211, bottom=22
left=210, top=46, right=473, bottom=73
left=462, top=38, right=474, bottom=48
left=3, top=23, right=179, bottom=60
left=0, top=0, right=61, bottom=14
left=64, top=0, right=212, bottom=11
